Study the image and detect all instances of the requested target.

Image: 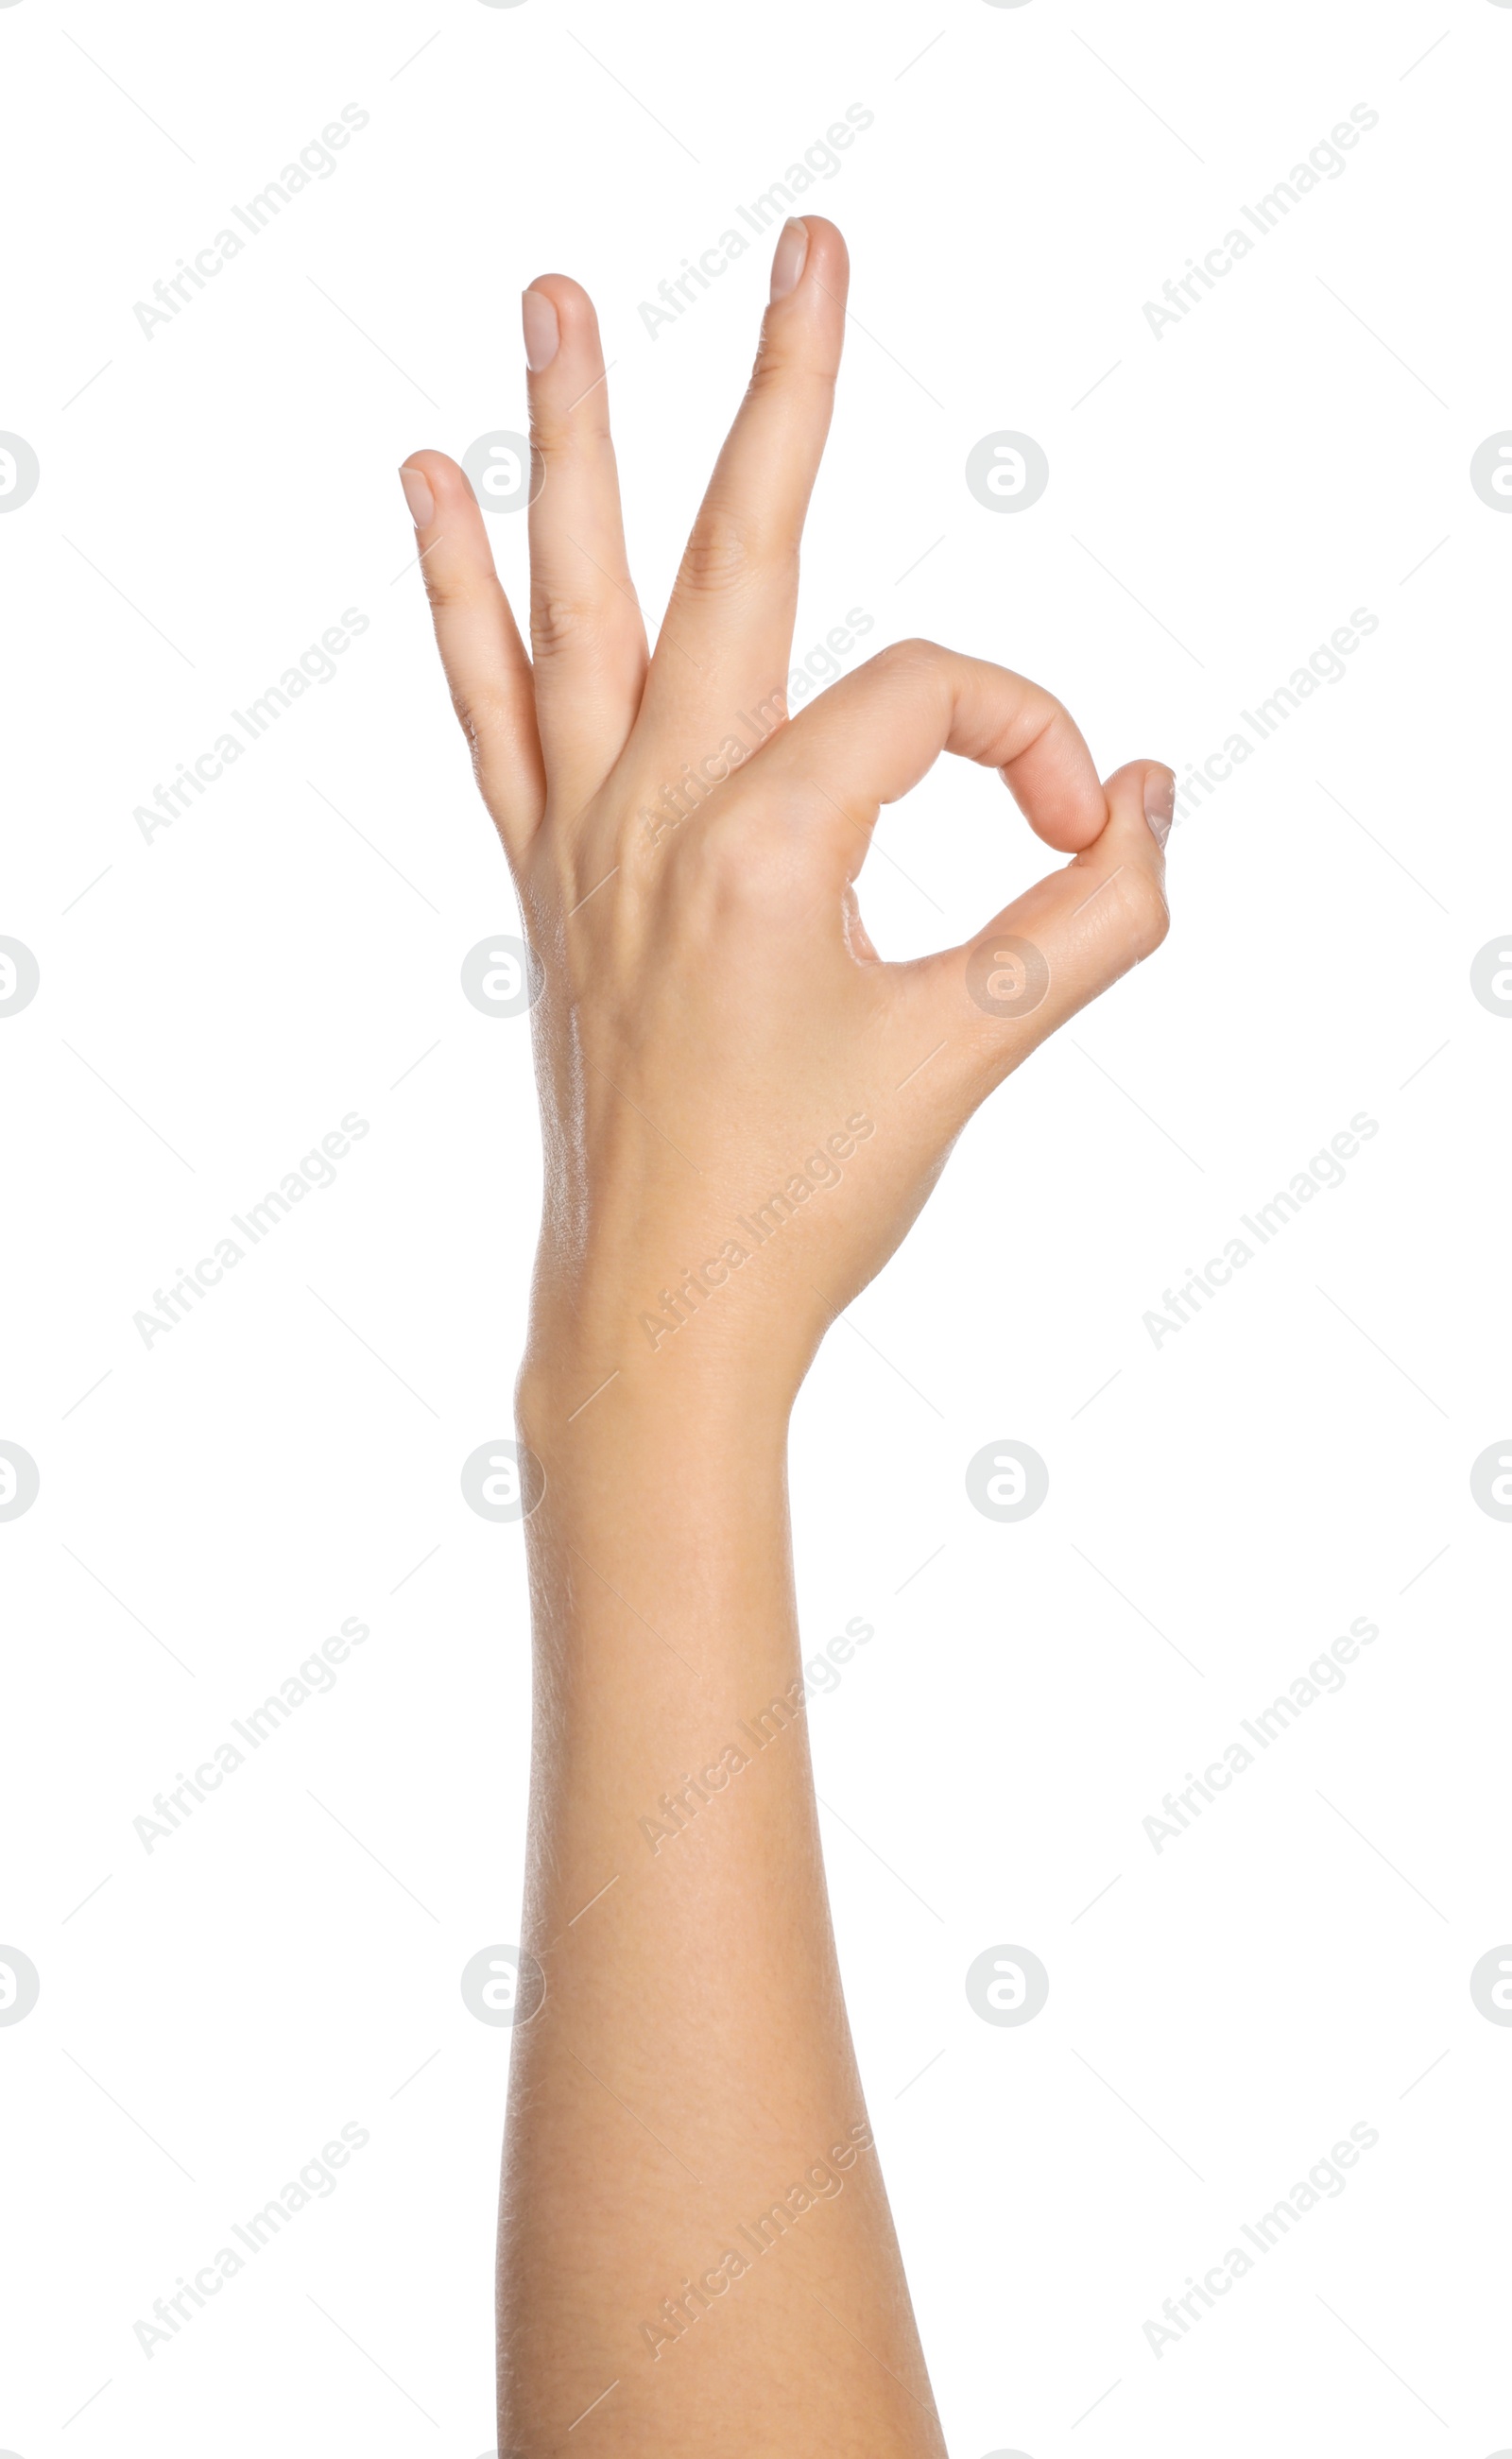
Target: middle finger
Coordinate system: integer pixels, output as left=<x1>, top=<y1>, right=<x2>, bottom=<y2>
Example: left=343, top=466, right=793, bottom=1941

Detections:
left=635, top=215, right=849, bottom=765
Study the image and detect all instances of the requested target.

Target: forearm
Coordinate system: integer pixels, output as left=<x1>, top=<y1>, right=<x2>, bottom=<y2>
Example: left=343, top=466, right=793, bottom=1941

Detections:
left=500, top=1332, right=943, bottom=2453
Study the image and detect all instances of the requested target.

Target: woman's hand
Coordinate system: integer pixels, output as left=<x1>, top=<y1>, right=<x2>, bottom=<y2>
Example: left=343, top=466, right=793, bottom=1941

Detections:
left=400, top=217, right=1174, bottom=2455
left=400, top=215, right=1172, bottom=1418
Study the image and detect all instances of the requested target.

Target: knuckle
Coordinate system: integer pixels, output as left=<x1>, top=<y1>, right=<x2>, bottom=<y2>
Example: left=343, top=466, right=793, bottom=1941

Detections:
left=448, top=677, right=513, bottom=748
left=868, top=636, right=944, bottom=685
left=682, top=808, right=799, bottom=916
left=527, top=404, right=572, bottom=459
left=421, top=565, right=471, bottom=617
left=743, top=351, right=835, bottom=412
left=677, top=512, right=773, bottom=602
left=530, top=587, right=597, bottom=662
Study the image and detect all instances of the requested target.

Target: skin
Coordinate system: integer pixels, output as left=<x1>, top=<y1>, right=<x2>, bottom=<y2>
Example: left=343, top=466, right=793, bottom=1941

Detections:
left=401, top=215, right=1172, bottom=2456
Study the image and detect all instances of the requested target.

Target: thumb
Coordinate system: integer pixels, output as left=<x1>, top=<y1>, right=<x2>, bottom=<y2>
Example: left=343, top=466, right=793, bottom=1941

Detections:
left=919, top=758, right=1174, bottom=1094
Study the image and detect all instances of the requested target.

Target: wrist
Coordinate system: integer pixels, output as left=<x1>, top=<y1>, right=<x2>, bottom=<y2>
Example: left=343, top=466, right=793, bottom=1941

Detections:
left=516, top=1330, right=792, bottom=1465
left=518, top=1256, right=807, bottom=1449
left=514, top=1302, right=799, bottom=1674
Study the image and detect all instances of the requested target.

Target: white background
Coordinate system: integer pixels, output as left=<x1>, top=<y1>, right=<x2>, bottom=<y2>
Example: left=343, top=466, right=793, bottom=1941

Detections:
left=3, top=0, right=1510, bottom=2450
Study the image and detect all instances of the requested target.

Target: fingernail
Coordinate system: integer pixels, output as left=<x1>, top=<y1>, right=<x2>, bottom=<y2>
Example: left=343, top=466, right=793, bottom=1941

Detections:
left=522, top=288, right=559, bottom=371
left=769, top=217, right=809, bottom=301
left=1144, top=765, right=1176, bottom=850
left=399, top=463, right=435, bottom=527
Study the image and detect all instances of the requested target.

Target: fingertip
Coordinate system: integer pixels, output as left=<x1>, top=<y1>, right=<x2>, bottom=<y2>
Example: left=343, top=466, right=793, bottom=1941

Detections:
left=768, top=216, right=809, bottom=301
left=764, top=215, right=849, bottom=343
left=1143, top=762, right=1177, bottom=851
left=399, top=450, right=472, bottom=528
left=403, top=447, right=464, bottom=484
left=1104, top=758, right=1176, bottom=855
left=522, top=287, right=559, bottom=371
left=1001, top=760, right=1108, bottom=856
left=399, top=459, right=436, bottom=528
left=775, top=215, right=848, bottom=305
left=800, top=215, right=849, bottom=287
left=521, top=276, right=610, bottom=424
left=522, top=273, right=601, bottom=347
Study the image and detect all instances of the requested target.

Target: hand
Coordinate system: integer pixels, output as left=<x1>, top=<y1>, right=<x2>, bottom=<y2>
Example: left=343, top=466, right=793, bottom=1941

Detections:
left=399, top=216, right=1173, bottom=1422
